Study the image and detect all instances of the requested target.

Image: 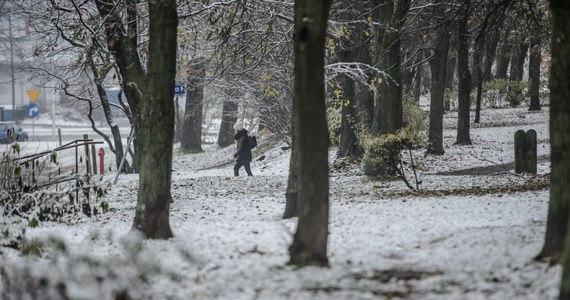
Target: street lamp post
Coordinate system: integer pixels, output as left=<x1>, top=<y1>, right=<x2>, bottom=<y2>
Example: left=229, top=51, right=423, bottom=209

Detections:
left=8, top=16, right=16, bottom=121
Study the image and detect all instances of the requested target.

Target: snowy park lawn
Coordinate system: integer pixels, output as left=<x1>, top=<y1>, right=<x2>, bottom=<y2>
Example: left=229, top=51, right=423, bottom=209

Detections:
left=0, top=106, right=559, bottom=299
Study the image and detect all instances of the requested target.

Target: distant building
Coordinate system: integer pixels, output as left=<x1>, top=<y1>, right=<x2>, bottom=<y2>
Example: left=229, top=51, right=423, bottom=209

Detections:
left=0, top=15, right=59, bottom=121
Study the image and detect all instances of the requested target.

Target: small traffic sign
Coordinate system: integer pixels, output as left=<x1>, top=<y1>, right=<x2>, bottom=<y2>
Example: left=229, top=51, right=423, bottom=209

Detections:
left=27, top=89, right=40, bottom=102
left=27, top=103, right=40, bottom=118
left=174, top=83, right=186, bottom=95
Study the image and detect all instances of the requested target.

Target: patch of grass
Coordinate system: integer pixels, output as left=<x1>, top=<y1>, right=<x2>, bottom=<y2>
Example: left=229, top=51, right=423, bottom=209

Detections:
left=20, top=238, right=44, bottom=257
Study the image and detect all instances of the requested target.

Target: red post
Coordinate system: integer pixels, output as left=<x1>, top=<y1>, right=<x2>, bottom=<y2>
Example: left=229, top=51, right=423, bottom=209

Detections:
left=98, top=148, right=105, bottom=175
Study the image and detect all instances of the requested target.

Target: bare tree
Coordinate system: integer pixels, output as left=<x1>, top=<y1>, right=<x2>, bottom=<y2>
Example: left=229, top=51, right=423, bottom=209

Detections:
left=181, top=58, right=206, bottom=152
left=538, top=0, right=569, bottom=264
left=371, top=0, right=410, bottom=136
left=427, top=1, right=450, bottom=155
left=288, top=0, right=332, bottom=267
left=9, top=0, right=134, bottom=172
left=334, top=1, right=369, bottom=159
left=548, top=4, right=570, bottom=298
left=456, top=0, right=472, bottom=145
left=93, top=0, right=178, bottom=238
left=527, top=0, right=547, bottom=111
left=181, top=1, right=295, bottom=147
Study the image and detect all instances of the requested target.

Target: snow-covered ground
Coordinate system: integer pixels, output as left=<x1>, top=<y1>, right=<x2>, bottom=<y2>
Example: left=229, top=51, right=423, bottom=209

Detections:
left=0, top=106, right=559, bottom=299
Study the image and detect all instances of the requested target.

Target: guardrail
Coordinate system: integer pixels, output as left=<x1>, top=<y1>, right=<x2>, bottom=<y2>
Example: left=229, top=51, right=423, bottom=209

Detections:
left=1, top=137, right=104, bottom=211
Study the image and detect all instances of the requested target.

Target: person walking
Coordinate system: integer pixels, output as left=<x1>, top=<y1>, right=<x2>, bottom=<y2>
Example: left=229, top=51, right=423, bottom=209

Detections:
left=233, top=121, right=253, bottom=176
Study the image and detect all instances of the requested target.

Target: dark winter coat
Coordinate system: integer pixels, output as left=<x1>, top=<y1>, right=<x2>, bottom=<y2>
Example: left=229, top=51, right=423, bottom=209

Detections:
left=233, top=129, right=252, bottom=163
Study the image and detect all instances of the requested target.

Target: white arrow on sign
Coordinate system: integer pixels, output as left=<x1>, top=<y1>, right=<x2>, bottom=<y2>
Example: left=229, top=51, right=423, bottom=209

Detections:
left=28, top=105, right=40, bottom=117
left=29, top=106, right=39, bottom=116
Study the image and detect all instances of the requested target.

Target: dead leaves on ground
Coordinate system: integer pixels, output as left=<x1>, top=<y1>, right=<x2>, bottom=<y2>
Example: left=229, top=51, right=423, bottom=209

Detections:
left=376, top=175, right=549, bottom=198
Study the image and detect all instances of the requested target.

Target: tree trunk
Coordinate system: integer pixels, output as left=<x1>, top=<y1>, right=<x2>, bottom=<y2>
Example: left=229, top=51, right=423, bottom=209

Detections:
left=353, top=4, right=374, bottom=130
left=528, top=26, right=542, bottom=111
left=370, top=0, right=391, bottom=135
left=507, top=40, right=528, bottom=107
left=87, top=56, right=131, bottom=172
left=538, top=0, right=570, bottom=268
left=482, top=24, right=501, bottom=82
left=473, top=37, right=484, bottom=123
left=95, top=0, right=176, bottom=239
left=413, top=50, right=424, bottom=104
left=338, top=75, right=362, bottom=158
left=427, top=2, right=449, bottom=155
left=217, top=100, right=238, bottom=148
left=444, top=50, right=456, bottom=111
left=338, top=36, right=363, bottom=159
left=445, top=52, right=457, bottom=91
left=456, top=0, right=472, bottom=145
left=93, top=76, right=130, bottom=172
left=181, top=59, right=205, bottom=152
left=95, top=0, right=146, bottom=175
left=288, top=0, right=332, bottom=267
left=371, top=0, right=410, bottom=135
left=132, top=0, right=177, bottom=238
left=509, top=41, right=528, bottom=82
left=174, top=96, right=182, bottom=143
left=402, top=52, right=416, bottom=95
left=494, top=27, right=511, bottom=80
left=283, top=137, right=298, bottom=219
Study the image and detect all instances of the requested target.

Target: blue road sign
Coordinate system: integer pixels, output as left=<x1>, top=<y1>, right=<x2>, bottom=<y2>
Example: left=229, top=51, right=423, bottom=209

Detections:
left=27, top=103, right=40, bottom=118
left=174, top=83, right=186, bottom=95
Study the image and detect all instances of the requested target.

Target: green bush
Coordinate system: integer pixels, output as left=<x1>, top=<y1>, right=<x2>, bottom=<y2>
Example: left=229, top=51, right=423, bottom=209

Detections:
left=362, top=129, right=421, bottom=190
left=481, top=79, right=528, bottom=108
left=506, top=80, right=527, bottom=107
left=402, top=97, right=428, bottom=144
left=482, top=79, right=509, bottom=108
left=362, top=98, right=426, bottom=188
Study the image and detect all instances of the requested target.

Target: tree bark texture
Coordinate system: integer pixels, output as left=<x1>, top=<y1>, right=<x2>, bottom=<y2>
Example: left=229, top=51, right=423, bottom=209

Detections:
left=283, top=135, right=298, bottom=219
left=482, top=24, right=502, bottom=82
left=288, top=0, right=332, bottom=267
left=540, top=0, right=570, bottom=271
left=528, top=26, right=542, bottom=111
left=338, top=35, right=363, bottom=159
left=413, top=50, right=425, bottom=104
left=456, top=0, right=472, bottom=145
left=473, top=37, right=484, bottom=123
left=87, top=56, right=130, bottom=172
left=131, top=0, right=177, bottom=239
left=338, top=74, right=362, bottom=158
left=371, top=0, right=410, bottom=135
left=494, top=26, right=511, bottom=80
left=444, top=51, right=456, bottom=111
left=427, top=2, right=449, bottom=155
left=554, top=0, right=570, bottom=296
left=353, top=3, right=375, bottom=131
left=508, top=40, right=528, bottom=107
left=93, top=73, right=130, bottom=172
left=181, top=59, right=205, bottom=152
left=445, top=51, right=456, bottom=91
left=95, top=0, right=146, bottom=175
left=95, top=0, right=176, bottom=239
left=217, top=100, right=238, bottom=148
left=509, top=41, right=528, bottom=82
